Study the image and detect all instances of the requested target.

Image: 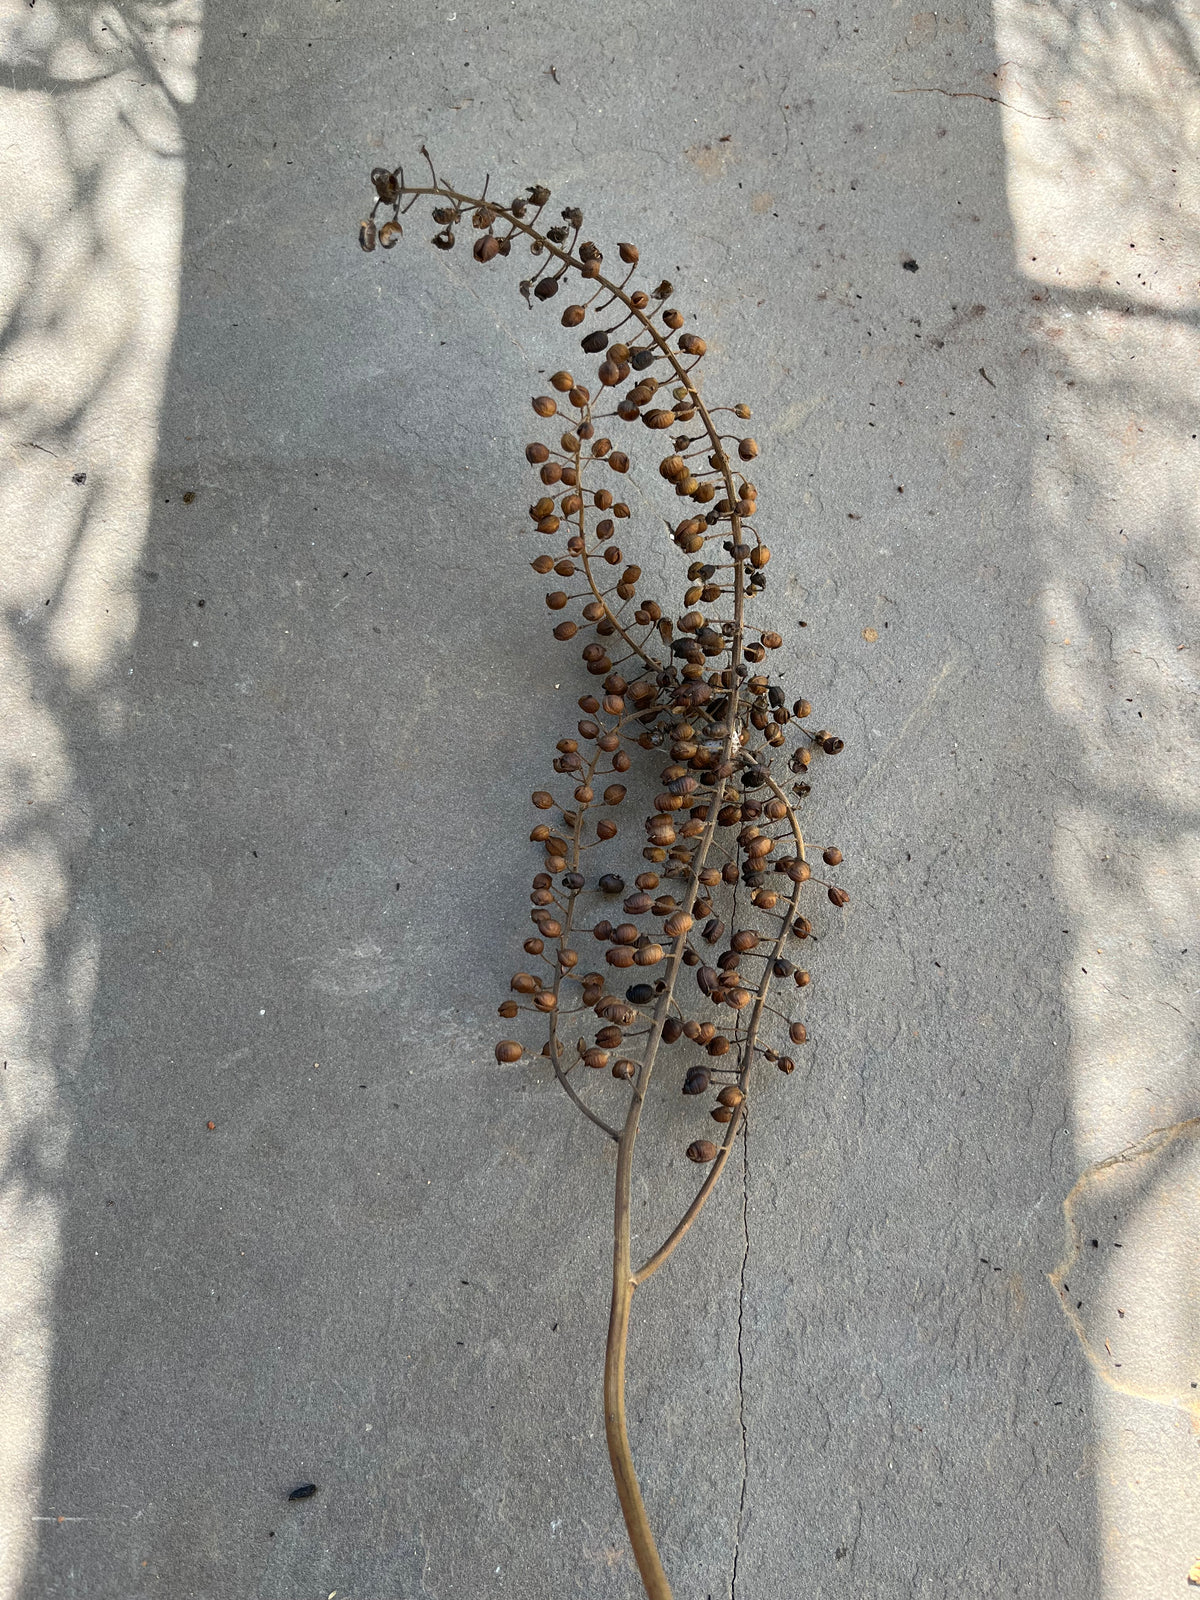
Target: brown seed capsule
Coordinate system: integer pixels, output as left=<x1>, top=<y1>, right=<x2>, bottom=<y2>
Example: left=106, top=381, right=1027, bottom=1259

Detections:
left=532, top=791, right=555, bottom=810
left=706, top=1036, right=730, bottom=1057
left=664, top=911, right=694, bottom=938
left=371, top=167, right=400, bottom=204
left=730, top=930, right=759, bottom=953
left=545, top=592, right=568, bottom=610
left=495, top=1041, right=523, bottom=1063
left=619, top=242, right=639, bottom=264
left=789, top=1021, right=808, bottom=1045
left=662, top=1018, right=684, bottom=1044
left=533, top=992, right=557, bottom=1012
left=612, top=1057, right=637, bottom=1080
left=535, top=277, right=559, bottom=300
left=550, top=371, right=574, bottom=393
left=552, top=621, right=578, bottom=641
left=359, top=218, right=378, bottom=251
left=602, top=784, right=627, bottom=806
left=498, top=1000, right=519, bottom=1018
left=828, top=886, right=850, bottom=907
left=683, top=1067, right=710, bottom=1095
left=608, top=452, right=630, bottom=473
left=717, top=1085, right=745, bottom=1108
left=678, top=333, right=706, bottom=356
left=791, top=916, right=812, bottom=940
left=562, top=304, right=586, bottom=327
left=596, top=1024, right=623, bottom=1047
left=635, top=943, right=664, bottom=966
left=777, top=1056, right=796, bottom=1075
left=612, top=923, right=640, bottom=945
left=532, top=396, right=557, bottom=418
left=727, top=987, right=753, bottom=1010
left=584, top=1047, right=610, bottom=1070
left=687, top=1139, right=719, bottom=1163
left=823, top=847, right=843, bottom=866
left=473, top=233, right=499, bottom=262
left=711, top=1105, right=734, bottom=1124
left=606, top=947, right=636, bottom=968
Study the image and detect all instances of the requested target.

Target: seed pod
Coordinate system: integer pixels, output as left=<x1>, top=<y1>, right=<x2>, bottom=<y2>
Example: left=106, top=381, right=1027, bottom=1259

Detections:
left=664, top=910, right=693, bottom=938
left=777, top=1056, right=796, bottom=1075
left=473, top=233, right=499, bottom=262
left=662, top=1018, right=684, bottom=1044
left=562, top=871, right=585, bottom=890
left=596, top=1024, right=623, bottom=1047
left=612, top=1057, right=637, bottom=1080
left=678, top=333, right=706, bottom=356
left=730, top=930, right=759, bottom=953
left=496, top=1041, right=523, bottom=1063
left=791, top=916, right=812, bottom=940
left=596, top=820, right=618, bottom=840
left=706, top=1035, right=730, bottom=1057
left=789, top=1021, right=808, bottom=1045
left=584, top=1047, right=610, bottom=1069
left=532, top=791, right=555, bottom=810
left=498, top=1000, right=518, bottom=1018
left=603, top=784, right=627, bottom=806
left=711, top=1105, right=734, bottom=1123
left=562, top=304, right=586, bottom=327
left=687, top=1139, right=719, bottom=1164
left=635, top=943, right=664, bottom=966
left=535, top=277, right=559, bottom=300
left=532, top=396, right=557, bottom=417
left=683, top=1067, right=709, bottom=1096
left=823, top=847, right=843, bottom=866
left=608, top=452, right=630, bottom=473
left=533, top=993, right=557, bottom=1012
left=607, top=947, right=636, bottom=968
left=727, top=987, right=752, bottom=1010
left=738, top=437, right=759, bottom=460
left=828, top=886, right=850, bottom=907
left=359, top=218, right=378, bottom=251
left=371, top=167, right=400, bottom=204
left=524, top=938, right=545, bottom=957
left=717, top=1085, right=744, bottom=1109
left=619, top=242, right=639, bottom=263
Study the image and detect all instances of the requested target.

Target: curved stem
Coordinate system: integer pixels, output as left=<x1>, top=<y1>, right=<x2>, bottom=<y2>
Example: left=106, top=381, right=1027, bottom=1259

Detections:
left=605, top=1138, right=673, bottom=1600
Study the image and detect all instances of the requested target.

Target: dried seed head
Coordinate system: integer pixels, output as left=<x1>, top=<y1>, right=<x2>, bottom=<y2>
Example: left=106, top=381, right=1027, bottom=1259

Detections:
left=717, top=1085, right=745, bottom=1108
left=823, top=847, right=843, bottom=866
left=687, top=1139, right=719, bottom=1164
left=551, top=371, right=575, bottom=392
left=789, top=1021, right=808, bottom=1045
left=562, top=304, right=586, bottom=327
left=472, top=233, right=499, bottom=262
left=533, top=396, right=557, bottom=417
left=532, top=791, right=555, bottom=810
left=495, top=1041, right=523, bottom=1063
left=619, top=242, right=639, bottom=264
left=612, top=1057, right=637, bottom=1080
left=371, top=167, right=400, bottom=204
left=828, top=886, right=850, bottom=907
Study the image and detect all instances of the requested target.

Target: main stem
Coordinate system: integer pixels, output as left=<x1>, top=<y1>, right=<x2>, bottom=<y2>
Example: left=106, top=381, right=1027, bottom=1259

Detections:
left=606, top=1132, right=672, bottom=1599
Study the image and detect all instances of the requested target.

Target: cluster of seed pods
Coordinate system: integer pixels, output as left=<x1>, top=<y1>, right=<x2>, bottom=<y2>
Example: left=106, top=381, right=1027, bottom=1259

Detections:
left=361, top=155, right=846, bottom=1173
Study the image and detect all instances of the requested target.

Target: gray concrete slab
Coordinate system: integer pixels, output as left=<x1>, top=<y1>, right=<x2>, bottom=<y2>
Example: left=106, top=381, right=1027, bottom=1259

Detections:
left=2, top=0, right=1196, bottom=1597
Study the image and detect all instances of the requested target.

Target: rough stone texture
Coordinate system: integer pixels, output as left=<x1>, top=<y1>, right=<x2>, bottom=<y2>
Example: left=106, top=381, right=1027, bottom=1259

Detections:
left=2, top=0, right=1196, bottom=1597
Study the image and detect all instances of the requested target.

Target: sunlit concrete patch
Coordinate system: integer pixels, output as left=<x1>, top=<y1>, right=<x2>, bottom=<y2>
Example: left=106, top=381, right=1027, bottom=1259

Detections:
left=995, top=0, right=1200, bottom=1591
left=0, top=4, right=199, bottom=1593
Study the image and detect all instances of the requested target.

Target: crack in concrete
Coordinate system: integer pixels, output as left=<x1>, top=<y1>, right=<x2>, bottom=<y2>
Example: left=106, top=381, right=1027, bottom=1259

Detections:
left=1051, top=1114, right=1200, bottom=1413
left=730, top=1123, right=750, bottom=1599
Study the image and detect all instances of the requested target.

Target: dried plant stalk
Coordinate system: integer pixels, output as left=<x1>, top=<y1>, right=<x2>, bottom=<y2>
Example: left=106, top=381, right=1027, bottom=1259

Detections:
left=359, top=150, right=847, bottom=1600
